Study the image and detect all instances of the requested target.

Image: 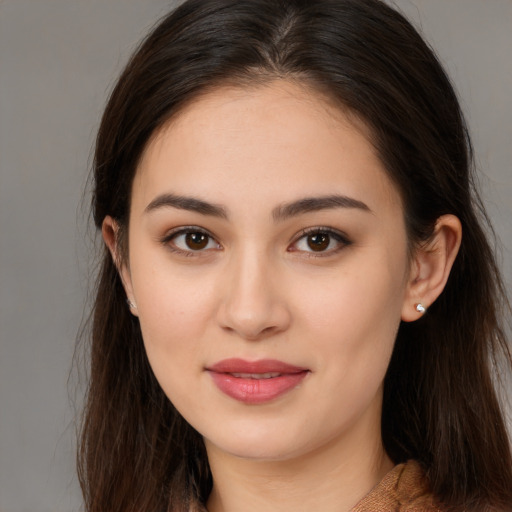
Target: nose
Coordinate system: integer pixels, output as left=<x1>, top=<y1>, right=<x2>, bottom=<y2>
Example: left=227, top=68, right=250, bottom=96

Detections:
left=216, top=248, right=291, bottom=341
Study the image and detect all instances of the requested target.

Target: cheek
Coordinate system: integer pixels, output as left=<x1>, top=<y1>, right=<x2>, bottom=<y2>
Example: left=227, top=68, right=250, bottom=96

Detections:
left=298, top=253, right=406, bottom=336
left=128, top=249, right=217, bottom=368
left=296, top=252, right=407, bottom=388
left=131, top=270, right=217, bottom=410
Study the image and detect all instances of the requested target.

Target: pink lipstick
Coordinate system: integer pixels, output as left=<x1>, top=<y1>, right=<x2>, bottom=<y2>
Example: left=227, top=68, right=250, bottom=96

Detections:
left=206, top=358, right=309, bottom=404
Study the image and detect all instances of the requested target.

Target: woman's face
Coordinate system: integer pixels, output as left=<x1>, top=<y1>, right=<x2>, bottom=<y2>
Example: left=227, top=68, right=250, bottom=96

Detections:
left=119, top=81, right=415, bottom=461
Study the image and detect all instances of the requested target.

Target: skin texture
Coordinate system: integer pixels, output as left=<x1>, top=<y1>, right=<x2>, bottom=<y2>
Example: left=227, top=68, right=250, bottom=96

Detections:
left=103, top=81, right=461, bottom=512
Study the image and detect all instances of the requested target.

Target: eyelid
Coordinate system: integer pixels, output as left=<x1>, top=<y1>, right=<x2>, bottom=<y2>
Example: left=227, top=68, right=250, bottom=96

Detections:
left=161, top=225, right=211, bottom=242
left=288, top=226, right=352, bottom=256
left=160, top=225, right=221, bottom=255
left=159, top=225, right=351, bottom=257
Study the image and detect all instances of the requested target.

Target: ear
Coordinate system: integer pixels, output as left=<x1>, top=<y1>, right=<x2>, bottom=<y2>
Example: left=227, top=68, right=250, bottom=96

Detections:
left=102, top=216, right=138, bottom=316
left=401, top=214, right=462, bottom=322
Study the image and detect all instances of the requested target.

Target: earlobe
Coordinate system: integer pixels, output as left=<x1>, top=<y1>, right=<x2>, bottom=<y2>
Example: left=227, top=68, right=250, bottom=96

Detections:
left=401, top=214, right=462, bottom=322
left=102, top=216, right=138, bottom=316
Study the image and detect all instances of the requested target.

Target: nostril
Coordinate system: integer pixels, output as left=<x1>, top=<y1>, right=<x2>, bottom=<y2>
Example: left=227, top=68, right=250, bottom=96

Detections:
left=218, top=308, right=290, bottom=341
left=215, top=268, right=292, bottom=340
left=220, top=323, right=277, bottom=341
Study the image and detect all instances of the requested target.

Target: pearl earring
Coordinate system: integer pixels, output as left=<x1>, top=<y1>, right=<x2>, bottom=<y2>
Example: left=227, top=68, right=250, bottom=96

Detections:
left=127, top=298, right=137, bottom=309
left=415, top=303, right=426, bottom=314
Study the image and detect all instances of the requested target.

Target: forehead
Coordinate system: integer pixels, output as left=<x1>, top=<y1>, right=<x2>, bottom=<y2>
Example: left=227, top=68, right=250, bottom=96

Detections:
left=147, top=80, right=372, bottom=156
left=133, top=80, right=401, bottom=215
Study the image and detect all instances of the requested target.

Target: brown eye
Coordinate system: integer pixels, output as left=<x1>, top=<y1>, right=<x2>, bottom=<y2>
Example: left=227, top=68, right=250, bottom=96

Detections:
left=307, top=233, right=330, bottom=252
left=165, top=229, right=220, bottom=253
left=185, top=232, right=209, bottom=250
left=291, top=228, right=351, bottom=255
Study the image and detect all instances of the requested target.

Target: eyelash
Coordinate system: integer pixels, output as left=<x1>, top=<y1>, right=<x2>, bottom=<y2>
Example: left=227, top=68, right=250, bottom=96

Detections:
left=160, top=226, right=352, bottom=257
left=289, top=227, right=352, bottom=257
left=161, top=226, right=220, bottom=257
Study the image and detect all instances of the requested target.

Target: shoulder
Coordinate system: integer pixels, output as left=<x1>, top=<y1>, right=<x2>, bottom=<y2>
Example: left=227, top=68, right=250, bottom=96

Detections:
left=350, top=460, right=445, bottom=512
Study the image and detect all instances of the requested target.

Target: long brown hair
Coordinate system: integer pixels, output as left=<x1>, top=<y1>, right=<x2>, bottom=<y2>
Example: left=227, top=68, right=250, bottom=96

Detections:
left=78, top=1, right=512, bottom=510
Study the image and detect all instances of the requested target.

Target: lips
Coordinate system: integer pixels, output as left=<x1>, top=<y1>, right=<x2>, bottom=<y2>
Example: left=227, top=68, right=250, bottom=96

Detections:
left=206, top=358, right=309, bottom=404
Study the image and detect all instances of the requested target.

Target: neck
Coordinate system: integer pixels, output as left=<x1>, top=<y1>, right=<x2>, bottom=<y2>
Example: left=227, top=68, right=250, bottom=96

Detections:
left=205, top=422, right=393, bottom=512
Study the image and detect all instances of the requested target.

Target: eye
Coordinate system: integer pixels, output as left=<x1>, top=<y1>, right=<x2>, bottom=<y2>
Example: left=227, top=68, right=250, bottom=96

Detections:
left=162, top=227, right=221, bottom=254
left=290, top=228, right=351, bottom=255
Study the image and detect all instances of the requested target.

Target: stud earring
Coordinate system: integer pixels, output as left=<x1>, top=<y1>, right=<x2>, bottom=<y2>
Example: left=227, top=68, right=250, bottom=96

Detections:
left=415, top=303, right=426, bottom=314
left=127, top=298, right=137, bottom=309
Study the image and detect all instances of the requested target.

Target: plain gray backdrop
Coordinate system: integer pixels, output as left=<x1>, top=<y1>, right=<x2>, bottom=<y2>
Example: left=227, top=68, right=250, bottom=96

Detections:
left=1, top=1, right=511, bottom=511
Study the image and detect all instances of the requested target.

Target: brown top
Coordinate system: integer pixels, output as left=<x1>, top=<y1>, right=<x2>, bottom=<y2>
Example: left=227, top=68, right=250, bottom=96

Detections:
left=198, top=460, right=441, bottom=512
left=350, top=460, right=442, bottom=512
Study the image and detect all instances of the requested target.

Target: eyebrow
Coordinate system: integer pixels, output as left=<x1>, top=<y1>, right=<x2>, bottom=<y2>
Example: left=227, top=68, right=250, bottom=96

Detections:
left=272, top=194, right=372, bottom=221
left=144, top=192, right=371, bottom=220
left=144, top=193, right=228, bottom=219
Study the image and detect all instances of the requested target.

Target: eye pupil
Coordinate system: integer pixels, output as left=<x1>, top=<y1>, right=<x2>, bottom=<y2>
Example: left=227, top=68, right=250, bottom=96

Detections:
left=307, top=233, right=330, bottom=251
left=185, top=232, right=209, bottom=250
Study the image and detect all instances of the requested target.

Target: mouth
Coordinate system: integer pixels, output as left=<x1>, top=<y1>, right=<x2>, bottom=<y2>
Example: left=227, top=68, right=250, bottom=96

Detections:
left=206, top=358, right=309, bottom=404
left=229, top=372, right=282, bottom=379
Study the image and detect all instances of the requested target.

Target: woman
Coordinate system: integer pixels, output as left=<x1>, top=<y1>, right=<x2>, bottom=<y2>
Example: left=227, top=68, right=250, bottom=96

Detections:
left=78, top=0, right=512, bottom=510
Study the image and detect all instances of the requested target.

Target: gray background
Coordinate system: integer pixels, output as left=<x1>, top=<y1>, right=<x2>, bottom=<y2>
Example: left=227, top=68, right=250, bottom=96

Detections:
left=0, top=1, right=511, bottom=511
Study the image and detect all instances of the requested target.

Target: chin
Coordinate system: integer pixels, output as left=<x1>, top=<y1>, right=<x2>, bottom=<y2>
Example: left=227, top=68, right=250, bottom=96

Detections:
left=213, top=440, right=304, bottom=462
left=202, top=421, right=325, bottom=463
